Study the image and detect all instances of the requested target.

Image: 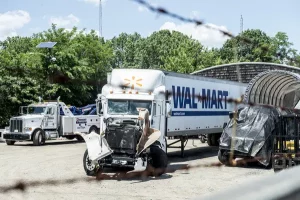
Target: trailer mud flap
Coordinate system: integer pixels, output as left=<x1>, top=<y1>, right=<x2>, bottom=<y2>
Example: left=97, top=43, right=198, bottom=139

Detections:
left=76, top=132, right=113, bottom=162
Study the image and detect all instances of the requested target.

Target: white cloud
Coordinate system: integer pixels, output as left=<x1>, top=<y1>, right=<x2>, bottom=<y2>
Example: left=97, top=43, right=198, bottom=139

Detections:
left=0, top=10, right=31, bottom=40
left=190, top=11, right=200, bottom=19
left=49, top=14, right=80, bottom=28
left=81, top=0, right=107, bottom=6
left=159, top=21, right=230, bottom=48
left=138, top=5, right=148, bottom=12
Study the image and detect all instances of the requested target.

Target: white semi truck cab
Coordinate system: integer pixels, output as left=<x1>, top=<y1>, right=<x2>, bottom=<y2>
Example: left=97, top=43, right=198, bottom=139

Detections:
left=3, top=97, right=101, bottom=146
left=96, top=68, right=247, bottom=157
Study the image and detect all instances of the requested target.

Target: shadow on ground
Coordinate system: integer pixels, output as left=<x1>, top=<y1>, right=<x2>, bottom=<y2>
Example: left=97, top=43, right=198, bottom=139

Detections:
left=167, top=145, right=219, bottom=163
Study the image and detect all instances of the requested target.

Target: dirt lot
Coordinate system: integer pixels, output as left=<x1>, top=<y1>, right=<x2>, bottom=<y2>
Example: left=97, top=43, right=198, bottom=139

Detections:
left=0, top=139, right=274, bottom=200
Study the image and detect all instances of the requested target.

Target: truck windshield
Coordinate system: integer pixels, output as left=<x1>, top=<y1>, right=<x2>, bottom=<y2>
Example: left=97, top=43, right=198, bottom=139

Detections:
left=26, top=106, right=47, bottom=114
left=107, top=100, right=152, bottom=115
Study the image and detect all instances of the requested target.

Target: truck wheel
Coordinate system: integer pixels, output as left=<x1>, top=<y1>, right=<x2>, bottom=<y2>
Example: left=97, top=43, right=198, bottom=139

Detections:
left=207, top=134, right=221, bottom=146
left=218, top=149, right=230, bottom=165
left=33, top=130, right=45, bottom=146
left=66, top=135, right=76, bottom=140
left=76, top=135, right=85, bottom=142
left=6, top=140, right=15, bottom=145
left=200, top=134, right=206, bottom=143
left=207, top=134, right=215, bottom=146
left=147, top=146, right=168, bottom=176
left=89, top=126, right=99, bottom=134
left=83, top=149, right=98, bottom=176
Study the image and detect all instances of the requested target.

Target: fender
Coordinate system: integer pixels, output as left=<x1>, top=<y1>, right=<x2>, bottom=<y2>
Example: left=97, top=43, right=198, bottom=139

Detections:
left=76, top=131, right=113, bottom=163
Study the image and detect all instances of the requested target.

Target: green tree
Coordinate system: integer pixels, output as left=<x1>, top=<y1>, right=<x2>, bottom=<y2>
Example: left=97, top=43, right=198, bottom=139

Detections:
left=220, top=29, right=275, bottom=62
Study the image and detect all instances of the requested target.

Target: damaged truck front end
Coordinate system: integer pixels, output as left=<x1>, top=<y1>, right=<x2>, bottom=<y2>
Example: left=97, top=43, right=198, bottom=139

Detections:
left=81, top=108, right=168, bottom=176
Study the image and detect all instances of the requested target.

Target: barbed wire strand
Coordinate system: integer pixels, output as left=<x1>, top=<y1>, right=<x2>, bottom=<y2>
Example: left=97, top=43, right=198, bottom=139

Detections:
left=130, top=0, right=299, bottom=63
left=0, top=154, right=283, bottom=193
left=1, top=152, right=298, bottom=193
left=2, top=0, right=300, bottom=195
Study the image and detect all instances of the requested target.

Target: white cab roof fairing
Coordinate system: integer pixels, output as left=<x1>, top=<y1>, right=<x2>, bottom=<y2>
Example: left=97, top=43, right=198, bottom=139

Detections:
left=105, top=93, right=155, bottom=101
left=108, top=69, right=165, bottom=93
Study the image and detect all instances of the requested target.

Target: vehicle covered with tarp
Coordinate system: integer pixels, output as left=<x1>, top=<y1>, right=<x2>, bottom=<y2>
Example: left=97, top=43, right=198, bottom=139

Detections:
left=218, top=104, right=300, bottom=166
left=218, top=70, right=300, bottom=167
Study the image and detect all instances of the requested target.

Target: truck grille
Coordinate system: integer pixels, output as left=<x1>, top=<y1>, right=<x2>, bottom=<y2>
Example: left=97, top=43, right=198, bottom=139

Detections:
left=10, top=119, right=23, bottom=133
left=106, top=124, right=142, bottom=155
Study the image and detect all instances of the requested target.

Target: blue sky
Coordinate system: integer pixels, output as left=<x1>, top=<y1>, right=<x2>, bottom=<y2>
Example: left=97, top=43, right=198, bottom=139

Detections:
left=1, top=0, right=300, bottom=50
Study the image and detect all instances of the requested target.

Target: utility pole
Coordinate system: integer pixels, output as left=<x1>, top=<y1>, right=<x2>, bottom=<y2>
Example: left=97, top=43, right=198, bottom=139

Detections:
left=99, top=0, right=102, bottom=38
left=96, top=0, right=102, bottom=93
left=240, top=15, right=243, bottom=33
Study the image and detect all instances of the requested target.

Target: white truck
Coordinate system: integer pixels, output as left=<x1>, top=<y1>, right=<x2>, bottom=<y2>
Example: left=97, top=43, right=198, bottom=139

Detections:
left=3, top=97, right=101, bottom=146
left=82, top=68, right=247, bottom=176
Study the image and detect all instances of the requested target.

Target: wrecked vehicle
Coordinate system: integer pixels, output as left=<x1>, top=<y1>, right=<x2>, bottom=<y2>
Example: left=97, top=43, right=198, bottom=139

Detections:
left=80, top=108, right=168, bottom=176
left=218, top=104, right=300, bottom=167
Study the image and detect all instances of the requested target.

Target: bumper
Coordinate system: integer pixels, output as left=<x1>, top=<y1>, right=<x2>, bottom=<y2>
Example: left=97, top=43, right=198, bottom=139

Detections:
left=3, top=133, right=31, bottom=141
left=99, top=155, right=137, bottom=168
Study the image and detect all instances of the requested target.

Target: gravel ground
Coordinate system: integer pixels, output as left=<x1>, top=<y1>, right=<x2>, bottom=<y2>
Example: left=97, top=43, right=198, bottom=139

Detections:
left=0, top=139, right=274, bottom=200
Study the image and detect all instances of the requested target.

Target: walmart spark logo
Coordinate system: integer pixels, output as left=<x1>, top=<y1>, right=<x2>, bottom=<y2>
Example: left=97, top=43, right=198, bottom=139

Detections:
left=124, top=76, right=142, bottom=89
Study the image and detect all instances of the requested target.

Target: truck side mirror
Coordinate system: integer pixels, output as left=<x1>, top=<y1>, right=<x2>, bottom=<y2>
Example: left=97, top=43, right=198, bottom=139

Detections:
left=166, top=102, right=172, bottom=118
left=97, top=103, right=103, bottom=116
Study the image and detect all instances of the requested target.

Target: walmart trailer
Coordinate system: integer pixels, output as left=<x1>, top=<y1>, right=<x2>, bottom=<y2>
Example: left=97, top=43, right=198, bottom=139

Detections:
left=98, top=69, right=247, bottom=156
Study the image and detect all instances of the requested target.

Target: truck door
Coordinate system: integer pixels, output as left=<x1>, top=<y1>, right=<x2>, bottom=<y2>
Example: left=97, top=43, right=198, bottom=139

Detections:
left=151, top=100, right=162, bottom=131
left=44, top=106, right=57, bottom=129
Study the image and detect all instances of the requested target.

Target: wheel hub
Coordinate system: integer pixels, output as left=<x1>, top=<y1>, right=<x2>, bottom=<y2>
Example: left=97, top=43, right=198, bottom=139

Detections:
left=86, top=155, right=95, bottom=171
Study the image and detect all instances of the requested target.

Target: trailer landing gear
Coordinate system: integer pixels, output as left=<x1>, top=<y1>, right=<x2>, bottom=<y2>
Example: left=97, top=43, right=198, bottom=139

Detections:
left=167, top=136, right=188, bottom=158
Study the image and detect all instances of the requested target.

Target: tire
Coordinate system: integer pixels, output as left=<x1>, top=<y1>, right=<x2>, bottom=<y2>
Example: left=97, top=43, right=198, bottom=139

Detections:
left=6, top=140, right=15, bottom=145
left=89, top=126, right=99, bottom=134
left=207, top=134, right=221, bottom=146
left=83, top=149, right=98, bottom=176
left=76, top=135, right=85, bottom=142
left=66, top=135, right=76, bottom=140
left=200, top=135, right=206, bottom=143
left=207, top=134, right=215, bottom=146
left=33, top=129, right=45, bottom=146
left=218, top=149, right=230, bottom=165
left=147, top=146, right=168, bottom=176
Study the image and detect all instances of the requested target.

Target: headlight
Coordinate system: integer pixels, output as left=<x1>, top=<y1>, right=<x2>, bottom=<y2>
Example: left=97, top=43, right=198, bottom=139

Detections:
left=24, top=127, right=32, bottom=131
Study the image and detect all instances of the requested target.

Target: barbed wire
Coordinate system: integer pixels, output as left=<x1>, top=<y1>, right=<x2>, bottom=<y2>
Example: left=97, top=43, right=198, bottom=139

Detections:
left=131, top=0, right=234, bottom=38
left=130, top=0, right=299, bottom=63
left=0, top=155, right=276, bottom=193
left=2, top=1, right=300, bottom=196
left=2, top=151, right=299, bottom=193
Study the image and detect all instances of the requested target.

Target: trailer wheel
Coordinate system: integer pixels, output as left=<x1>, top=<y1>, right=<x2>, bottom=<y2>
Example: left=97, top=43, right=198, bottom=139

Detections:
left=83, top=149, right=98, bottom=176
left=207, top=134, right=215, bottom=146
left=200, top=134, right=206, bottom=143
left=6, top=140, right=15, bottom=145
left=147, top=146, right=168, bottom=176
left=218, top=149, right=230, bottom=165
left=33, top=129, right=45, bottom=146
left=207, top=133, right=221, bottom=146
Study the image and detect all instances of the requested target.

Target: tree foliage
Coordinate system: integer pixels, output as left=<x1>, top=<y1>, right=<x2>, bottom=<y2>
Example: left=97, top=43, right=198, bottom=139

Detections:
left=0, top=26, right=299, bottom=126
